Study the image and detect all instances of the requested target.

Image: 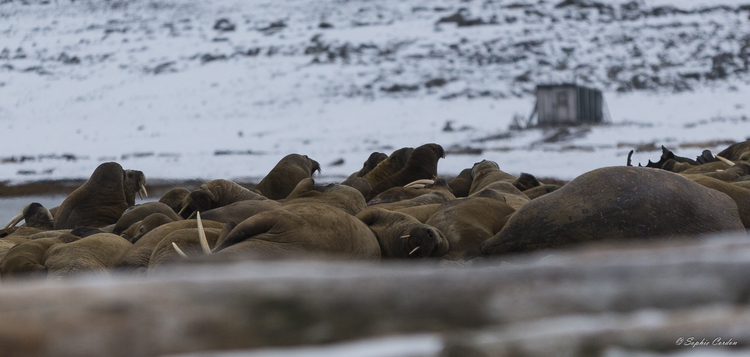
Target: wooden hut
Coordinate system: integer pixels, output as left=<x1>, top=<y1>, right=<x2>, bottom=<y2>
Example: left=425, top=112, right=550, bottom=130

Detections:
left=528, top=84, right=608, bottom=126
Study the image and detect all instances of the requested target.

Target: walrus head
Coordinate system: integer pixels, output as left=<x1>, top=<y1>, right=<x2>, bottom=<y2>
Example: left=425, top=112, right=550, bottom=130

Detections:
left=3, top=203, right=54, bottom=231
left=305, top=155, right=322, bottom=175
left=470, top=160, right=500, bottom=179
left=123, top=169, right=148, bottom=207
left=400, top=225, right=449, bottom=258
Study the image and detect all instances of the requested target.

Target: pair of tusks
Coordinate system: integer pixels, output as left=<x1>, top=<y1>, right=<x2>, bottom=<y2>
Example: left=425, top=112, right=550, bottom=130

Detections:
left=404, top=179, right=435, bottom=189
left=400, top=234, right=421, bottom=256
left=177, top=202, right=192, bottom=218
left=138, top=185, right=149, bottom=200
left=172, top=211, right=211, bottom=258
left=176, top=208, right=201, bottom=220
left=3, top=212, right=25, bottom=230
left=2, top=203, right=53, bottom=230
left=715, top=155, right=735, bottom=166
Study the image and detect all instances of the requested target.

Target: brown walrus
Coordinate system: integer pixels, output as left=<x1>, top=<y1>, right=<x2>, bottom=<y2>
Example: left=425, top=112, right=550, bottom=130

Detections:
left=54, top=162, right=146, bottom=229
left=481, top=166, right=745, bottom=256
left=356, top=208, right=449, bottom=258
left=44, top=233, right=132, bottom=279
left=448, top=168, right=473, bottom=198
left=255, top=154, right=321, bottom=200
left=425, top=190, right=515, bottom=260
left=365, top=143, right=445, bottom=201
left=3, top=202, right=54, bottom=231
left=213, top=203, right=381, bottom=260
left=361, top=147, right=414, bottom=189
left=116, top=219, right=225, bottom=273
left=367, top=177, right=455, bottom=205
left=282, top=179, right=367, bottom=216
left=113, top=202, right=182, bottom=235
left=178, top=179, right=266, bottom=218
left=1, top=234, right=79, bottom=280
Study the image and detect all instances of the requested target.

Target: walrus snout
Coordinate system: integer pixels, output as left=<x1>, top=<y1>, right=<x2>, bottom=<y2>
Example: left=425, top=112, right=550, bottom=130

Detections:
left=405, top=226, right=449, bottom=258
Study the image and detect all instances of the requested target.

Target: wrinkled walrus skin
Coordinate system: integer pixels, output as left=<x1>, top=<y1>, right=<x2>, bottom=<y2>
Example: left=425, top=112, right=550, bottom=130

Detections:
left=482, top=166, right=745, bottom=256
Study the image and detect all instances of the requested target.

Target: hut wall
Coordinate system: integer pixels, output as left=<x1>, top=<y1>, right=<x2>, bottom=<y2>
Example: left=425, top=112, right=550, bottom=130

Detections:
left=537, top=87, right=578, bottom=125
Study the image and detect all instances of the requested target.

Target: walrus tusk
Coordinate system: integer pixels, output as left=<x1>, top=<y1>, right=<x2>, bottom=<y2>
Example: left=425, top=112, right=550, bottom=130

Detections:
left=409, top=246, right=421, bottom=256
left=187, top=211, right=198, bottom=220
left=197, top=211, right=211, bottom=255
left=178, top=204, right=189, bottom=217
left=405, top=179, right=435, bottom=189
left=400, top=234, right=410, bottom=239
left=715, top=155, right=735, bottom=166
left=172, top=242, right=188, bottom=258
left=138, top=185, right=148, bottom=200
left=3, top=212, right=24, bottom=230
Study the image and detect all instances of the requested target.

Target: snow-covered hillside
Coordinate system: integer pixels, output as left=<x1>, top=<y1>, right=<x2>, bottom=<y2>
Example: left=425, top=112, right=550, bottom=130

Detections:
left=1, top=0, right=749, bottom=183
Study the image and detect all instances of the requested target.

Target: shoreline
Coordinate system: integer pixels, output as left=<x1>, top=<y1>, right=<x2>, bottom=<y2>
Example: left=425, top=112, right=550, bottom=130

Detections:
left=0, top=175, right=569, bottom=198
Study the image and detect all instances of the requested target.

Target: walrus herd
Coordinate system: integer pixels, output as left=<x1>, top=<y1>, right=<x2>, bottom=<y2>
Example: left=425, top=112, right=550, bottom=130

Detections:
left=1, top=141, right=750, bottom=280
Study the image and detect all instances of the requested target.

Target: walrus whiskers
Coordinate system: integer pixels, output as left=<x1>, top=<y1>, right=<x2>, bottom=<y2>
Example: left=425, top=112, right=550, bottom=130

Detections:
left=172, top=242, right=188, bottom=258
left=196, top=212, right=211, bottom=255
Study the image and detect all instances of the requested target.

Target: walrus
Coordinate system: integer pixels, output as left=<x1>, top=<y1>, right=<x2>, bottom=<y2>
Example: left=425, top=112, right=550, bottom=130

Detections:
left=213, top=203, right=381, bottom=260
left=367, top=178, right=455, bottom=205
left=340, top=176, right=373, bottom=199
left=393, top=203, right=443, bottom=223
left=340, top=153, right=386, bottom=198
left=44, top=233, right=133, bottom=279
left=366, top=143, right=445, bottom=201
left=425, top=190, right=515, bottom=260
left=717, top=140, right=750, bottom=161
left=159, top=187, right=191, bottom=214
left=123, top=169, right=148, bottom=207
left=0, top=235, right=34, bottom=264
left=468, top=160, right=538, bottom=195
left=448, top=168, right=473, bottom=198
left=54, top=162, right=146, bottom=230
left=3, top=203, right=54, bottom=231
left=116, top=219, right=225, bottom=274
left=120, top=212, right=180, bottom=243
left=469, top=181, right=530, bottom=210
left=683, top=174, right=750, bottom=228
left=113, top=202, right=182, bottom=235
left=523, top=184, right=561, bottom=200
left=282, top=179, right=367, bottom=216
left=350, top=151, right=388, bottom=179
left=1, top=234, right=79, bottom=280
left=367, top=191, right=452, bottom=211
left=255, top=154, right=321, bottom=200
left=147, top=227, right=223, bottom=273
left=664, top=159, right=738, bottom=175
left=178, top=179, right=266, bottom=218
left=680, top=162, right=750, bottom=182
left=356, top=208, right=449, bottom=258
left=481, top=166, right=746, bottom=256
left=361, top=147, right=414, bottom=189
left=199, top=200, right=282, bottom=224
